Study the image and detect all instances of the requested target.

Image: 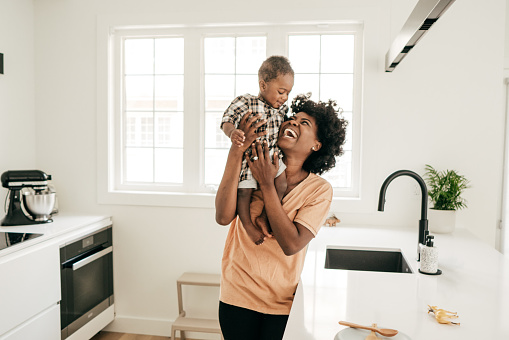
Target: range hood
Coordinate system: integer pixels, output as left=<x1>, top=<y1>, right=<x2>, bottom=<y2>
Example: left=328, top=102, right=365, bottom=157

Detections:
left=385, top=0, right=456, bottom=72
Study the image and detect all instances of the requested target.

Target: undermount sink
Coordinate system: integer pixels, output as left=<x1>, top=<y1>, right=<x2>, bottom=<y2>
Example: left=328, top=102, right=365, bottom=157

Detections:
left=324, top=246, right=413, bottom=274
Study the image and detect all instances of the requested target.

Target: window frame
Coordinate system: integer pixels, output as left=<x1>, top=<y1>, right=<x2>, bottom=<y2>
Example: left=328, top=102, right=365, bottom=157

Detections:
left=97, top=22, right=363, bottom=208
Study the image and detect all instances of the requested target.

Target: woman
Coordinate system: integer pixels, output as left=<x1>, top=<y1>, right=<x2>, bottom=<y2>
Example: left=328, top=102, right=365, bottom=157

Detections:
left=215, top=94, right=347, bottom=340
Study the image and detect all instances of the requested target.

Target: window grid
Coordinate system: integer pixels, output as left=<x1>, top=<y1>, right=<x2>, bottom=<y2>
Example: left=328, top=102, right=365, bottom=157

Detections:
left=110, top=24, right=362, bottom=199
left=203, top=36, right=267, bottom=186
left=289, top=33, right=355, bottom=189
left=122, top=37, right=184, bottom=185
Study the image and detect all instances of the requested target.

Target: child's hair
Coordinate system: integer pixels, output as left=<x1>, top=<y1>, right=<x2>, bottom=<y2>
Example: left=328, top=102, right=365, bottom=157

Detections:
left=258, top=56, right=294, bottom=83
left=290, top=93, right=348, bottom=175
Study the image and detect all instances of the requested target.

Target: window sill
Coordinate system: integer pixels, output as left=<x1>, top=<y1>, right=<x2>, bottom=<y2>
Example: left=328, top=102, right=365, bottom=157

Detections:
left=98, top=189, right=217, bottom=209
left=97, top=188, right=369, bottom=211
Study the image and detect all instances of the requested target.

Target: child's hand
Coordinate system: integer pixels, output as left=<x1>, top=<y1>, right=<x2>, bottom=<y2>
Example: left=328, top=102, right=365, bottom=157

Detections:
left=230, top=129, right=245, bottom=148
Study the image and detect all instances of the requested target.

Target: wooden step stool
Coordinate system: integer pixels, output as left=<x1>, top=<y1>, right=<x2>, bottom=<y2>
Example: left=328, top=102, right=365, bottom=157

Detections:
left=171, top=272, right=223, bottom=340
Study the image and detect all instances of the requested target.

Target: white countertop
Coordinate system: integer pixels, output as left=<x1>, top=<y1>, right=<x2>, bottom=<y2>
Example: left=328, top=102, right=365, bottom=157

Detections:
left=283, top=225, right=509, bottom=340
left=0, top=214, right=112, bottom=258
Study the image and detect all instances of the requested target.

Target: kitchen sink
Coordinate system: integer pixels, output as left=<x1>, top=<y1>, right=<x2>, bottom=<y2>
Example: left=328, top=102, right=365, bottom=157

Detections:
left=324, top=246, right=413, bottom=274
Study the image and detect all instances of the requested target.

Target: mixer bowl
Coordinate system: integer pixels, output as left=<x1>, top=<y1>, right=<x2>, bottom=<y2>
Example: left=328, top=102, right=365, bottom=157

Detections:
left=23, top=192, right=56, bottom=219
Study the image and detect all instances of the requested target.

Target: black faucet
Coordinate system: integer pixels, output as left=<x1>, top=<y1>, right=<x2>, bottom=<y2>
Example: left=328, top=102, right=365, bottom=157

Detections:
left=378, top=170, right=429, bottom=261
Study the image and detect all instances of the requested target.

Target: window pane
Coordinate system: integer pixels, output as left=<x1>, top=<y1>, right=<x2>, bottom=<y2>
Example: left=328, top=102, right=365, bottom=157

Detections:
left=205, top=75, right=235, bottom=98
left=203, top=35, right=266, bottom=186
left=123, top=36, right=185, bottom=187
left=205, top=149, right=229, bottom=185
left=319, top=74, right=353, bottom=110
left=155, top=38, right=184, bottom=74
left=321, top=35, right=354, bottom=73
left=288, top=35, right=320, bottom=73
left=125, top=112, right=153, bottom=147
left=236, top=37, right=267, bottom=74
left=155, top=148, right=183, bottom=183
left=155, top=75, right=184, bottom=111
left=125, top=39, right=154, bottom=74
left=204, top=37, right=235, bottom=74
left=155, top=112, right=183, bottom=147
left=342, top=111, right=352, bottom=151
left=236, top=75, right=259, bottom=97
left=125, top=75, right=153, bottom=110
left=291, top=74, right=319, bottom=102
left=205, top=98, right=232, bottom=111
left=289, top=33, right=356, bottom=190
left=205, top=111, right=230, bottom=149
left=125, top=147, right=153, bottom=182
left=322, top=150, right=352, bottom=188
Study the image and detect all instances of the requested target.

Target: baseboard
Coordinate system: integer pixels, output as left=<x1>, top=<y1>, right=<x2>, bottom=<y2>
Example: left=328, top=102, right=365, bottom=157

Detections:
left=104, top=315, right=220, bottom=339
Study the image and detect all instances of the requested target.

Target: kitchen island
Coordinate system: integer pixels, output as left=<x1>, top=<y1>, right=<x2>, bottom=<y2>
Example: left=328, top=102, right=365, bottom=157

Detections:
left=283, top=225, right=509, bottom=340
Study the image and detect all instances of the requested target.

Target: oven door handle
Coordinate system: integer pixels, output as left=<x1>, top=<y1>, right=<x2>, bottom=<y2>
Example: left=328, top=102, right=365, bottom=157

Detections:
left=72, top=246, right=112, bottom=271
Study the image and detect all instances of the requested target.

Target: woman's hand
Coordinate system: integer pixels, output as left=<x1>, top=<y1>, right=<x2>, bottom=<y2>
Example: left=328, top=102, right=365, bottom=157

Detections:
left=215, top=113, right=267, bottom=226
left=246, top=140, right=315, bottom=256
left=238, top=110, right=267, bottom=151
left=246, top=140, right=280, bottom=188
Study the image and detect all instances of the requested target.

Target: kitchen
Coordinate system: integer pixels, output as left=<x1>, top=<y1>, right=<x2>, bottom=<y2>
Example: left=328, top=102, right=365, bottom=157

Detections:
left=0, top=0, right=508, bottom=339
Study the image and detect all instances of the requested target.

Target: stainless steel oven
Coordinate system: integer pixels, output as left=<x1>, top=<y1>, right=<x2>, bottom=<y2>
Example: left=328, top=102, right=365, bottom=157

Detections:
left=60, top=226, right=113, bottom=339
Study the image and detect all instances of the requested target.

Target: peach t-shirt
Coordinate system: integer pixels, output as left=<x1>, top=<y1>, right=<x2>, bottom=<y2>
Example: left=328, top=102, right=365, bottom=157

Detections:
left=220, top=173, right=332, bottom=315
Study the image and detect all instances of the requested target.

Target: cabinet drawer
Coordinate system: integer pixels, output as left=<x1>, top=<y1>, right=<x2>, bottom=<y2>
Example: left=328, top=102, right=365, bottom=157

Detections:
left=0, top=242, right=60, bottom=335
left=0, top=304, right=60, bottom=340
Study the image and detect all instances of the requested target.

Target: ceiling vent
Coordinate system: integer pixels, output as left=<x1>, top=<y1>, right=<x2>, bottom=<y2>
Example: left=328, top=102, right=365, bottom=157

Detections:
left=385, top=0, right=456, bottom=72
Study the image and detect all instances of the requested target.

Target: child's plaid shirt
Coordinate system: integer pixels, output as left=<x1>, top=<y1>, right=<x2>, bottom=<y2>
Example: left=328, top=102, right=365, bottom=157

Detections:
left=221, top=94, right=288, bottom=183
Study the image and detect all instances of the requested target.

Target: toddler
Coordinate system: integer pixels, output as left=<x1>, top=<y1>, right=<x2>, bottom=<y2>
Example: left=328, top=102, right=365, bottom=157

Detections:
left=221, top=56, right=294, bottom=245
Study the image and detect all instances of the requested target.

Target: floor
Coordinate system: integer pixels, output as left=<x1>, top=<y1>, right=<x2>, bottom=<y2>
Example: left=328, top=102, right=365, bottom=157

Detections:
left=91, top=332, right=170, bottom=340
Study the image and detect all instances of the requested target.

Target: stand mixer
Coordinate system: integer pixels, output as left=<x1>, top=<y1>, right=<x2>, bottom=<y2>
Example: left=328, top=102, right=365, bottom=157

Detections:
left=1, top=170, right=56, bottom=226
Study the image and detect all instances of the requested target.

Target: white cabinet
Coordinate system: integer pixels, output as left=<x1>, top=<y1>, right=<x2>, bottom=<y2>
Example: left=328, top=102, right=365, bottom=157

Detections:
left=0, top=240, right=60, bottom=338
left=0, top=215, right=113, bottom=340
left=0, top=304, right=60, bottom=340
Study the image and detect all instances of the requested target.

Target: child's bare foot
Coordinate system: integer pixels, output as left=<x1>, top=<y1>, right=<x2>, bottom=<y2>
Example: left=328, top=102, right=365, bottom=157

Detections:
left=255, top=214, right=272, bottom=239
left=244, top=223, right=266, bottom=245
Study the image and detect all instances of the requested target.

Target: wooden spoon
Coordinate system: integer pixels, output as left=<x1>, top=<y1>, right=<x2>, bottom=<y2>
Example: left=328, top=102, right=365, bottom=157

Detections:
left=338, top=321, right=399, bottom=337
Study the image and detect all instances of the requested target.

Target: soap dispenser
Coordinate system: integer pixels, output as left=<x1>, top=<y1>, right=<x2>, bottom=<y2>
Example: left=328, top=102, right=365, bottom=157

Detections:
left=419, top=235, right=442, bottom=275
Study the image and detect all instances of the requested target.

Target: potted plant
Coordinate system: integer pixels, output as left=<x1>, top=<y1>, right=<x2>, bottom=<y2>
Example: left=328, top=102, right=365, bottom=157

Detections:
left=424, top=164, right=470, bottom=233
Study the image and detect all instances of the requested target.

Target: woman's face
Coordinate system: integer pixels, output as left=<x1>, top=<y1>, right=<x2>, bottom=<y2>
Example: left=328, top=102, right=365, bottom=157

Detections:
left=278, top=111, right=320, bottom=156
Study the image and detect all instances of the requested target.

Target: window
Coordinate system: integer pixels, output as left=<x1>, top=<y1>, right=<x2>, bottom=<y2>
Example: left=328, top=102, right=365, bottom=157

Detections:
left=103, top=23, right=362, bottom=207
left=204, top=36, right=267, bottom=186
left=288, top=34, right=355, bottom=191
left=121, top=37, right=184, bottom=186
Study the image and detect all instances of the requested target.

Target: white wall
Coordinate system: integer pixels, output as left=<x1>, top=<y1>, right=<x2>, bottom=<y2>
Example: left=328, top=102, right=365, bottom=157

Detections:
left=0, top=0, right=36, bottom=191
left=20, top=0, right=507, bottom=336
left=500, top=0, right=509, bottom=255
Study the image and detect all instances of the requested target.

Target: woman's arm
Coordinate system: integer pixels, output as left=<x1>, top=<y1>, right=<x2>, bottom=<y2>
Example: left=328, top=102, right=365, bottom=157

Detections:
left=261, top=187, right=315, bottom=256
left=246, top=141, right=315, bottom=255
left=215, top=113, right=266, bottom=225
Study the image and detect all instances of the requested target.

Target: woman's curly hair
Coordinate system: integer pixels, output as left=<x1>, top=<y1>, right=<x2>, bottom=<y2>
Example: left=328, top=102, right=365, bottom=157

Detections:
left=290, top=93, right=348, bottom=175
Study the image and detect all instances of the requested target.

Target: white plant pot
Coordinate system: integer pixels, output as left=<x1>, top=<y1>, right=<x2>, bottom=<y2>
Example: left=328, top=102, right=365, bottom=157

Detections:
left=428, top=208, right=456, bottom=234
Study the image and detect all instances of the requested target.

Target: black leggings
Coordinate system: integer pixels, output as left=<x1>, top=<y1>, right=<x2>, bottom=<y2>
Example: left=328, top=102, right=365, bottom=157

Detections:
left=219, top=301, right=289, bottom=340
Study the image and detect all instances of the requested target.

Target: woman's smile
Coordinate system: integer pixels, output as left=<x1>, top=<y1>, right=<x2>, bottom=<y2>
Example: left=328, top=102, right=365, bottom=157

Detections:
left=282, top=128, right=298, bottom=139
